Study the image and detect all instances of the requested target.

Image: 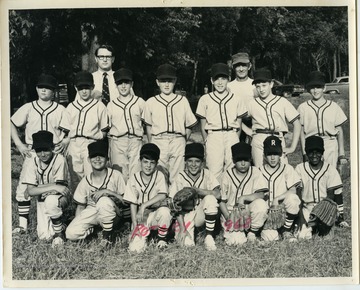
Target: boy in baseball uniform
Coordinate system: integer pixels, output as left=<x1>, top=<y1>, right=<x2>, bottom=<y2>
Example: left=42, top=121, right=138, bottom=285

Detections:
left=246, top=69, right=301, bottom=167
left=59, top=71, right=109, bottom=187
left=66, top=140, right=129, bottom=249
left=295, top=136, right=348, bottom=239
left=227, top=52, right=257, bottom=143
left=107, top=68, right=145, bottom=182
left=259, top=136, right=301, bottom=242
left=125, top=143, right=172, bottom=252
left=11, top=74, right=66, bottom=233
left=142, top=64, right=197, bottom=185
left=298, top=71, right=348, bottom=168
left=169, top=143, right=220, bottom=251
left=220, top=142, right=269, bottom=245
left=22, top=131, right=70, bottom=247
left=196, top=63, right=247, bottom=181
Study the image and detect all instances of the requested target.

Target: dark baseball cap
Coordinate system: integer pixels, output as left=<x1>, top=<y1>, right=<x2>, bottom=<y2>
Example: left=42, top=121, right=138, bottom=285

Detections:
left=156, top=64, right=177, bottom=79
left=140, top=143, right=160, bottom=161
left=231, top=142, right=252, bottom=162
left=32, top=130, right=54, bottom=150
left=305, top=136, right=324, bottom=154
left=211, top=63, right=230, bottom=79
left=114, top=68, right=133, bottom=84
left=306, top=71, right=326, bottom=90
left=263, top=136, right=282, bottom=156
left=232, top=52, right=250, bottom=66
left=184, top=143, right=204, bottom=160
left=252, top=69, right=272, bottom=85
left=37, top=74, right=58, bottom=90
left=88, top=140, right=109, bottom=158
left=75, top=71, right=94, bottom=87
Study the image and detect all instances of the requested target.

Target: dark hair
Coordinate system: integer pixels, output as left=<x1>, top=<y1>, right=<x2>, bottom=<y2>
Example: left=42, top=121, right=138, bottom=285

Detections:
left=95, top=45, right=114, bottom=56
left=140, top=154, right=158, bottom=162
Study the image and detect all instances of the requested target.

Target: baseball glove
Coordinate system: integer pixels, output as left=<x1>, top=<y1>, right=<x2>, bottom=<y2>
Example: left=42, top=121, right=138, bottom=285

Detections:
left=228, top=205, right=251, bottom=232
left=151, top=197, right=181, bottom=215
left=172, top=187, right=198, bottom=214
left=309, top=197, right=338, bottom=227
left=337, top=158, right=350, bottom=180
left=263, top=204, right=286, bottom=230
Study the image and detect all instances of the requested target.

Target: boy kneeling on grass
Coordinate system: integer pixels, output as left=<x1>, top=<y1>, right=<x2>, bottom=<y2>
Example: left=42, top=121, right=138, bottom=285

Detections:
left=169, top=143, right=220, bottom=251
left=22, top=131, right=70, bottom=248
left=124, top=143, right=172, bottom=253
left=295, top=136, right=349, bottom=239
left=65, top=140, right=129, bottom=249
left=220, top=142, right=269, bottom=245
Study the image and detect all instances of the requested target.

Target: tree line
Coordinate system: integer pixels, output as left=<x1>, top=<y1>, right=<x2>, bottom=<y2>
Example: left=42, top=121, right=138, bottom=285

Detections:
left=9, top=6, right=348, bottom=106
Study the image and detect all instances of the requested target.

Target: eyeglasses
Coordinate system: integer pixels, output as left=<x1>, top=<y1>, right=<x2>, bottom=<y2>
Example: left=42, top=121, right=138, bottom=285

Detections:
left=97, top=55, right=113, bottom=60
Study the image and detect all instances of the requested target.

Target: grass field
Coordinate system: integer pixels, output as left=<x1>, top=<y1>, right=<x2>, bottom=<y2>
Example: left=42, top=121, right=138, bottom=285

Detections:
left=10, top=91, right=353, bottom=281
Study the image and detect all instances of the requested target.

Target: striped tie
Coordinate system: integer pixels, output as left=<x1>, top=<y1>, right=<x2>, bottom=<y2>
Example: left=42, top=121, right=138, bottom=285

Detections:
left=102, top=72, right=110, bottom=105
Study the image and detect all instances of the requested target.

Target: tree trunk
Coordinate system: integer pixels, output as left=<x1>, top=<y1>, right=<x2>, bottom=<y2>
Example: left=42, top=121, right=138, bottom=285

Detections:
left=81, top=32, right=98, bottom=72
left=190, top=60, right=198, bottom=97
left=332, top=50, right=337, bottom=79
left=337, top=49, right=341, bottom=77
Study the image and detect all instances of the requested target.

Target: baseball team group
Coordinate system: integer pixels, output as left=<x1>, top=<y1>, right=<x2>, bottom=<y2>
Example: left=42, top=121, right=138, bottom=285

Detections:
left=11, top=44, right=350, bottom=253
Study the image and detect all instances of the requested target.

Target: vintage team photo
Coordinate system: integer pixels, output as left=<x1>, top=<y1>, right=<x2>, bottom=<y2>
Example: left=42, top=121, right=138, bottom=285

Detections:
left=3, top=1, right=357, bottom=285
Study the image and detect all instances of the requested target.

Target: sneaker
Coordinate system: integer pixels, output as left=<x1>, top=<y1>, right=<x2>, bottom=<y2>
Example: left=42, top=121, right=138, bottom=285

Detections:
left=204, top=235, right=217, bottom=251
left=233, top=232, right=248, bottom=245
left=52, top=233, right=65, bottom=248
left=12, top=227, right=27, bottom=234
left=282, top=231, right=297, bottom=243
left=157, top=240, right=168, bottom=249
left=247, top=232, right=257, bottom=242
left=129, top=236, right=147, bottom=253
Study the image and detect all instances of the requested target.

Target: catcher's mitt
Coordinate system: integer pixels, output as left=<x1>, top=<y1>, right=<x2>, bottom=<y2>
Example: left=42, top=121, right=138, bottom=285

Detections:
left=337, top=159, right=350, bottom=180
left=309, top=197, right=338, bottom=227
left=228, top=205, right=251, bottom=232
left=172, top=187, right=198, bottom=214
left=263, top=204, right=286, bottom=230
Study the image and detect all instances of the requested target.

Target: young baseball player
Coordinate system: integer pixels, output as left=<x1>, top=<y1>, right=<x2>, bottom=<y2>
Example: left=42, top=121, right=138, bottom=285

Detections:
left=21, top=131, right=69, bottom=247
left=297, top=71, right=348, bottom=168
left=59, top=71, right=109, bottom=187
left=220, top=142, right=269, bottom=245
left=295, top=136, right=348, bottom=239
left=196, top=63, right=247, bottom=182
left=227, top=52, right=258, bottom=143
left=169, top=143, right=220, bottom=251
left=124, top=143, right=172, bottom=252
left=66, top=140, right=129, bottom=248
left=246, top=68, right=301, bottom=167
left=259, top=136, right=301, bottom=242
left=107, top=68, right=144, bottom=182
left=11, top=74, right=67, bottom=234
left=142, top=64, right=197, bottom=185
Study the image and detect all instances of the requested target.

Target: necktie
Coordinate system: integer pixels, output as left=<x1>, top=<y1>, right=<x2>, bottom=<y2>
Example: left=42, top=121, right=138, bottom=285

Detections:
left=102, top=72, right=110, bottom=105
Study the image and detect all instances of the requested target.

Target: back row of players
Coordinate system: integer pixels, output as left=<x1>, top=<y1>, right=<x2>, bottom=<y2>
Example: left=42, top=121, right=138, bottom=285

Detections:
left=11, top=46, right=349, bottom=251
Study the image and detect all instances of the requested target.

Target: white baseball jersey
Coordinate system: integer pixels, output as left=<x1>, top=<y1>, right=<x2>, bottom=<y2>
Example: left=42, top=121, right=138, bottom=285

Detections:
left=295, top=162, right=342, bottom=203
left=227, top=78, right=257, bottom=106
left=142, top=94, right=197, bottom=136
left=22, top=154, right=68, bottom=189
left=74, top=168, right=126, bottom=207
left=259, top=163, right=301, bottom=202
left=59, top=98, right=109, bottom=139
left=221, top=166, right=268, bottom=210
left=196, top=91, right=247, bottom=130
left=297, top=100, right=347, bottom=138
left=11, top=101, right=65, bottom=145
left=107, top=95, right=145, bottom=138
left=169, top=168, right=220, bottom=198
left=124, top=170, right=168, bottom=205
left=247, top=95, right=299, bottom=132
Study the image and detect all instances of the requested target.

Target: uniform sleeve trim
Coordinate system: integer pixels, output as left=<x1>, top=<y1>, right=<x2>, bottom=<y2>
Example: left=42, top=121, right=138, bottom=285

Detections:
left=288, top=181, right=301, bottom=189
left=73, top=199, right=87, bottom=206
left=238, top=112, right=248, bottom=119
left=195, top=113, right=206, bottom=119
left=289, top=115, right=300, bottom=124
left=254, top=188, right=268, bottom=193
left=327, top=184, right=343, bottom=191
left=142, top=119, right=152, bottom=126
left=58, top=126, right=70, bottom=133
left=186, top=120, right=198, bottom=129
left=21, top=182, right=37, bottom=186
left=335, top=119, right=348, bottom=127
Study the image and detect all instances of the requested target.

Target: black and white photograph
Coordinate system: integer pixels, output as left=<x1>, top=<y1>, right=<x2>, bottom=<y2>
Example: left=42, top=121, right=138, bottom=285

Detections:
left=1, top=0, right=358, bottom=287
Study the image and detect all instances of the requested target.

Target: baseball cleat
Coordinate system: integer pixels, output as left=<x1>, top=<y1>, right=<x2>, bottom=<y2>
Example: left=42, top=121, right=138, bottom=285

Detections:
left=52, top=236, right=65, bottom=248
left=234, top=232, right=248, bottom=245
left=128, top=236, right=146, bottom=253
left=247, top=232, right=257, bottom=242
left=157, top=240, right=168, bottom=249
left=282, top=231, right=298, bottom=243
left=204, top=235, right=217, bottom=251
